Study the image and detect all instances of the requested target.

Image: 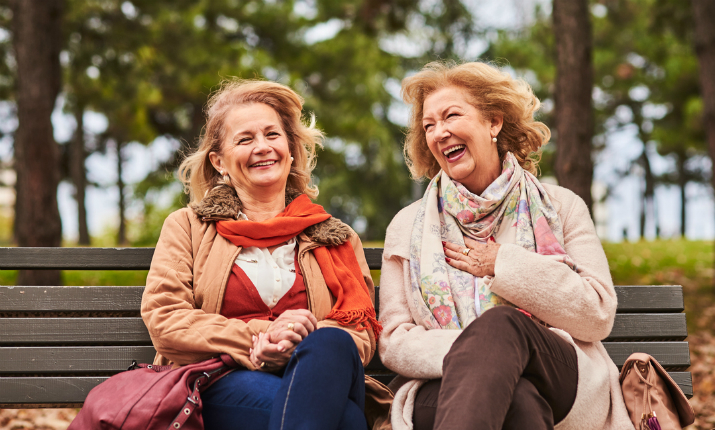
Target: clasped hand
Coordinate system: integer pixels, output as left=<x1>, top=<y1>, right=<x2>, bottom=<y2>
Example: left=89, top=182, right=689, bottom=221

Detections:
left=443, top=236, right=500, bottom=277
left=249, top=309, right=318, bottom=371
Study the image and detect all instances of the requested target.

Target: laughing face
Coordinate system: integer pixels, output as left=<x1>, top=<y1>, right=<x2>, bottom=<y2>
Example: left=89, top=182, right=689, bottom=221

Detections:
left=422, top=86, right=503, bottom=194
left=209, top=102, right=292, bottom=197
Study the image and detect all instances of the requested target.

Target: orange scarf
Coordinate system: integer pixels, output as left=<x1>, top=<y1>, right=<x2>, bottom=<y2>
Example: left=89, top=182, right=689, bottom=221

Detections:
left=216, top=194, right=381, bottom=338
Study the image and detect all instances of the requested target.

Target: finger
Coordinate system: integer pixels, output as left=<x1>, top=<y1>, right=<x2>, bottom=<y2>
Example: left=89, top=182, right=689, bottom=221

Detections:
left=290, top=315, right=316, bottom=334
left=446, top=257, right=478, bottom=277
left=281, top=309, right=318, bottom=331
left=269, top=328, right=303, bottom=345
left=442, top=241, right=462, bottom=252
left=443, top=247, right=467, bottom=261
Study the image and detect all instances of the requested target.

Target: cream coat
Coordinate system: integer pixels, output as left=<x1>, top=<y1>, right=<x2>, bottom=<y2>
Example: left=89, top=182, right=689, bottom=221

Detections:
left=378, top=183, right=634, bottom=430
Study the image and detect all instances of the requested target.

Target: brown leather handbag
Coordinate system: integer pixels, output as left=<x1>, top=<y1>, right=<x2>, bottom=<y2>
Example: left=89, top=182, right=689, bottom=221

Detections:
left=619, top=353, right=694, bottom=430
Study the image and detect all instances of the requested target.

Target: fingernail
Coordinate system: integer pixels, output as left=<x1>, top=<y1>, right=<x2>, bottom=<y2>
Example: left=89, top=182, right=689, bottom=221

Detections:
left=445, top=257, right=451, bottom=263
left=441, top=241, right=446, bottom=246
left=252, top=335, right=256, bottom=342
left=278, top=346, right=285, bottom=352
left=249, top=348, right=253, bottom=354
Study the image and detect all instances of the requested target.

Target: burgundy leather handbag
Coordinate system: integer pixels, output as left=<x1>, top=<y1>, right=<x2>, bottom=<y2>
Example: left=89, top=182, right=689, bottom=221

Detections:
left=68, top=354, right=239, bottom=430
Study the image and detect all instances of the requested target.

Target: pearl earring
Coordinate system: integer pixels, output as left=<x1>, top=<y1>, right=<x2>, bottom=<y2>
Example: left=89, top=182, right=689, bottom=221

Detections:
left=290, top=156, right=294, bottom=162
left=492, top=137, right=497, bottom=143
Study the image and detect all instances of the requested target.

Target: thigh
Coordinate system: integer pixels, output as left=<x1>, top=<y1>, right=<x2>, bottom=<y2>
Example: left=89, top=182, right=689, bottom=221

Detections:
left=520, top=323, right=578, bottom=423
left=203, top=369, right=283, bottom=430
left=413, top=379, right=441, bottom=430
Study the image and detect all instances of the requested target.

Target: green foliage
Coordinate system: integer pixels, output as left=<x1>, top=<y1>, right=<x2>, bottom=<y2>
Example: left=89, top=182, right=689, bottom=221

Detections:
left=53, top=0, right=479, bottom=243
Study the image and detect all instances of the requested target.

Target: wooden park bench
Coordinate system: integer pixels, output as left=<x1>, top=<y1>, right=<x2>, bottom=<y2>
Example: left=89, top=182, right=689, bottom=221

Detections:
left=0, top=247, right=692, bottom=408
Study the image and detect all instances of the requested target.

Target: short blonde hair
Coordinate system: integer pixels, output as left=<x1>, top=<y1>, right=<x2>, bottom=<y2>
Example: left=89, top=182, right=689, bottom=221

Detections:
left=402, top=61, right=550, bottom=179
left=179, top=79, right=323, bottom=202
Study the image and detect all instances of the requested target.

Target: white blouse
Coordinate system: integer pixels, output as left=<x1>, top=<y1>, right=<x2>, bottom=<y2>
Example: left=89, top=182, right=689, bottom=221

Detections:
left=233, top=212, right=297, bottom=309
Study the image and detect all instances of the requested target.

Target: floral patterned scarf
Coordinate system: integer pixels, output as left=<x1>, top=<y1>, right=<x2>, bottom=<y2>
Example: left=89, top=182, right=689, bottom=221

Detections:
left=409, top=152, right=576, bottom=330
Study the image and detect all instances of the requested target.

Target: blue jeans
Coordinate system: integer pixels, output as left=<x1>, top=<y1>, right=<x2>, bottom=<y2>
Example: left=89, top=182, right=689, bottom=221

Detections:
left=202, top=327, right=368, bottom=430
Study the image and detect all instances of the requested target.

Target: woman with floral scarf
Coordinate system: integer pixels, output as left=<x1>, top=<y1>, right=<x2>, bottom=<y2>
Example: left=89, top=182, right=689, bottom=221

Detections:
left=378, top=62, right=634, bottom=430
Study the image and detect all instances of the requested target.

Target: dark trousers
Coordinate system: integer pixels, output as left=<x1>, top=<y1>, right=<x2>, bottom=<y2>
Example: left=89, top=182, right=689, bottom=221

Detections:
left=413, top=306, right=579, bottom=430
left=203, top=327, right=368, bottom=430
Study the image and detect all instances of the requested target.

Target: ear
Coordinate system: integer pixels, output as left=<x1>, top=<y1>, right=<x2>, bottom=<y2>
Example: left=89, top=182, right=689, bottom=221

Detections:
left=208, top=151, right=223, bottom=173
left=490, top=115, right=504, bottom=137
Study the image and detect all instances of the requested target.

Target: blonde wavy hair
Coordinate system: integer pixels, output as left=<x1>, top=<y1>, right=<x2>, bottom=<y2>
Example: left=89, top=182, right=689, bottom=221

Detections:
left=179, top=79, right=323, bottom=203
left=402, top=61, right=550, bottom=179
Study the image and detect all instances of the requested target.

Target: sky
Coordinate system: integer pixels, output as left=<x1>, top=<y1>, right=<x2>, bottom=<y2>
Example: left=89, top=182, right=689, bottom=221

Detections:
left=2, top=0, right=713, bottom=243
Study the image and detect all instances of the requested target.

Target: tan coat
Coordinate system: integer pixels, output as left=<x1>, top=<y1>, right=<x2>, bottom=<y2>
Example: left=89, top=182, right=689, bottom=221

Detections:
left=378, top=183, right=633, bottom=430
left=141, top=186, right=392, bottom=427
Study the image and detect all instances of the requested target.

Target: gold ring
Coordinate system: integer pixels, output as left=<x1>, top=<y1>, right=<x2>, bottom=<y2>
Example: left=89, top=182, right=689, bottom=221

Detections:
left=260, top=362, right=266, bottom=368
left=461, top=247, right=471, bottom=256
left=287, top=322, right=295, bottom=331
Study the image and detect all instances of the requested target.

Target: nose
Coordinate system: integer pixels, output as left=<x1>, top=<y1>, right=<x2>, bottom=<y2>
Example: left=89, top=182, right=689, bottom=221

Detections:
left=433, top=121, right=451, bottom=143
left=253, top=134, right=272, bottom=154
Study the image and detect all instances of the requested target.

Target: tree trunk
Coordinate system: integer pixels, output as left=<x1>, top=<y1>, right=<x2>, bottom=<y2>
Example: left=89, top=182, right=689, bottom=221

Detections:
left=552, top=0, right=594, bottom=213
left=11, top=0, right=63, bottom=285
left=638, top=149, right=657, bottom=239
left=71, top=105, right=90, bottom=245
left=116, top=140, right=128, bottom=246
left=691, top=0, right=715, bottom=284
left=676, top=153, right=687, bottom=237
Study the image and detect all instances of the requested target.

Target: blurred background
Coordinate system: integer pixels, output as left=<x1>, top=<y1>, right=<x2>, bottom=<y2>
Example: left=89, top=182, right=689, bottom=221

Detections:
left=1, top=0, right=715, bottom=428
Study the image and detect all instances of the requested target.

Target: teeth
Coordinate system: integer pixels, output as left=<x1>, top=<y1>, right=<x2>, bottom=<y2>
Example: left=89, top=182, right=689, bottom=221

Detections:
left=443, top=145, right=465, bottom=156
left=252, top=161, right=276, bottom=167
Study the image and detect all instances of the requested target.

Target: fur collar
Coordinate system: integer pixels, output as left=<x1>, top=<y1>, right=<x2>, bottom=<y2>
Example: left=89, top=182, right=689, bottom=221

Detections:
left=190, top=185, right=353, bottom=247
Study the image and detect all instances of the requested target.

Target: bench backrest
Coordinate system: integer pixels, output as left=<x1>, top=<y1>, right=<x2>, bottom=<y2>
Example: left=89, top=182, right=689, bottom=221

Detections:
left=0, top=247, right=692, bottom=407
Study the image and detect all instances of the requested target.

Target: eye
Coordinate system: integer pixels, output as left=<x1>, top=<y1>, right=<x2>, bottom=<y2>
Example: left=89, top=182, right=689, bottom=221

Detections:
left=423, top=123, right=433, bottom=132
left=267, top=131, right=280, bottom=137
left=237, top=137, right=251, bottom=145
left=447, top=112, right=459, bottom=119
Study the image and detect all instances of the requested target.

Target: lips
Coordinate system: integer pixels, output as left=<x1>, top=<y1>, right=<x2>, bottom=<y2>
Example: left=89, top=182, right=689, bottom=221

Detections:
left=442, top=144, right=466, bottom=161
left=249, top=160, right=277, bottom=168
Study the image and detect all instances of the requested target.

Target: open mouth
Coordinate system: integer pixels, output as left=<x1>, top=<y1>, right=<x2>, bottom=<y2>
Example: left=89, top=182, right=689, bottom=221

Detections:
left=250, top=160, right=277, bottom=168
left=442, top=145, right=466, bottom=160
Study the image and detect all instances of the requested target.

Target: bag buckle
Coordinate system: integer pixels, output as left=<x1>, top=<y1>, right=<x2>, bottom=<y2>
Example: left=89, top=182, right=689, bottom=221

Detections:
left=127, top=360, right=138, bottom=371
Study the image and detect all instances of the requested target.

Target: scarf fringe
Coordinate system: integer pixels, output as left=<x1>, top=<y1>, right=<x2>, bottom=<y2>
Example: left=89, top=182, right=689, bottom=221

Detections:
left=326, top=308, right=383, bottom=339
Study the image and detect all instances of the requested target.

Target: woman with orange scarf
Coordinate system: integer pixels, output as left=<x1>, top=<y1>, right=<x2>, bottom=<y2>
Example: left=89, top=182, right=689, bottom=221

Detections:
left=141, top=79, right=388, bottom=430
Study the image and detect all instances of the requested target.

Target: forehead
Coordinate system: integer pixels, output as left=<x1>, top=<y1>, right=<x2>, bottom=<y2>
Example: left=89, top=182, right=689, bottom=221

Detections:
left=224, top=102, right=282, bottom=133
left=422, top=86, right=473, bottom=118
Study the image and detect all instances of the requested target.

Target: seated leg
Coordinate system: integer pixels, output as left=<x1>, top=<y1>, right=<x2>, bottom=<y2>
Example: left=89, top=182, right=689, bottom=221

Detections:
left=269, top=327, right=367, bottom=430
left=503, top=378, right=552, bottom=430
left=433, top=306, right=578, bottom=430
left=202, top=369, right=283, bottom=430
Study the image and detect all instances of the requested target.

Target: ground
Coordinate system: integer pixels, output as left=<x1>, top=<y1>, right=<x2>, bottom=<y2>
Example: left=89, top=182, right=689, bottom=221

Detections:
left=1, top=239, right=714, bottom=429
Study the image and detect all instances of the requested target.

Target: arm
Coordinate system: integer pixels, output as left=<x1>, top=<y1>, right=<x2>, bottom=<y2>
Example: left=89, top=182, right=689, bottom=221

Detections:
left=378, top=253, right=461, bottom=380
left=316, top=232, right=376, bottom=366
left=489, top=192, right=617, bottom=342
left=141, top=211, right=268, bottom=369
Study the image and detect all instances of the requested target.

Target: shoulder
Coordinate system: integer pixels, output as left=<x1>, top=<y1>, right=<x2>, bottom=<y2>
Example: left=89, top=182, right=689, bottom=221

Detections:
left=383, top=199, right=421, bottom=260
left=541, top=183, right=588, bottom=222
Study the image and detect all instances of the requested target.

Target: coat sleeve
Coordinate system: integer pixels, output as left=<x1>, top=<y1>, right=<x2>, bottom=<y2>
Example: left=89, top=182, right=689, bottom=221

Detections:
left=377, top=206, right=461, bottom=379
left=316, top=232, right=376, bottom=367
left=489, top=190, right=618, bottom=342
left=141, top=210, right=268, bottom=369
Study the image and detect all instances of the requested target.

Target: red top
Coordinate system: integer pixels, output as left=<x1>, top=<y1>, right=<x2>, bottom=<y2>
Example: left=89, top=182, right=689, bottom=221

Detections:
left=220, top=255, right=308, bottom=322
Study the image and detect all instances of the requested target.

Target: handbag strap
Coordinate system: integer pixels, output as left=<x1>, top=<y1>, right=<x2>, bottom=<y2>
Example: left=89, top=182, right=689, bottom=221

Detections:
left=166, top=364, right=236, bottom=430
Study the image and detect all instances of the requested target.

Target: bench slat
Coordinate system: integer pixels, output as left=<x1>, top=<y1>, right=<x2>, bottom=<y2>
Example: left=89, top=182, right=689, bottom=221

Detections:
left=600, top=342, right=690, bottom=370
left=605, top=313, right=687, bottom=341
left=0, top=286, right=144, bottom=312
left=1, top=373, right=691, bottom=406
left=0, top=285, right=685, bottom=314
left=0, top=318, right=152, bottom=345
left=0, top=247, right=155, bottom=270
left=0, top=314, right=687, bottom=345
left=0, top=346, right=157, bottom=374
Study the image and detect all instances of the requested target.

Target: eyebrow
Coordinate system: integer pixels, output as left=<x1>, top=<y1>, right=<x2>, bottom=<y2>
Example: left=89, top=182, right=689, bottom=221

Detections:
left=423, top=104, right=462, bottom=121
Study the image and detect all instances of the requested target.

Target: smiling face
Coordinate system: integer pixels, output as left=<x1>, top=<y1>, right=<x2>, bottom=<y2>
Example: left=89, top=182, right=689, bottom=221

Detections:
left=422, top=86, right=503, bottom=194
left=209, top=102, right=292, bottom=198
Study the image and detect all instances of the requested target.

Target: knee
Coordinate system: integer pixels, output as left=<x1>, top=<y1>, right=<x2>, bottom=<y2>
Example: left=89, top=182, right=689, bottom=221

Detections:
left=297, top=327, right=359, bottom=361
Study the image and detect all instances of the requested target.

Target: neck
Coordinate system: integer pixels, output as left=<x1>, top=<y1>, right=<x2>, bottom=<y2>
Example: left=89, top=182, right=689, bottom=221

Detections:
left=235, top=186, right=286, bottom=221
left=462, top=158, right=502, bottom=196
